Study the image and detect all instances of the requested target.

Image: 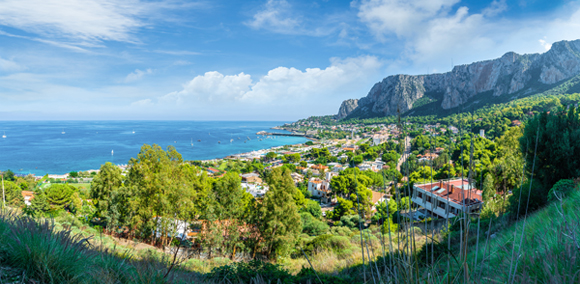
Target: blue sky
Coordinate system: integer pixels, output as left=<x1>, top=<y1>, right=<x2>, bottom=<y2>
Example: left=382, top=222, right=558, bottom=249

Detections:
left=0, top=0, right=579, bottom=120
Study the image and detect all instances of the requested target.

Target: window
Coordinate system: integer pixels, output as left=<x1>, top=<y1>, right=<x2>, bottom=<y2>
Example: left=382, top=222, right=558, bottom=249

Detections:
left=418, top=192, right=423, bottom=199
left=439, top=201, right=446, bottom=209
left=427, top=196, right=431, bottom=203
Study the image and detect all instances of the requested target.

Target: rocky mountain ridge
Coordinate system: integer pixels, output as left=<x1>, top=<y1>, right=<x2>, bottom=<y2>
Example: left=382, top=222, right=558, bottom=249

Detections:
left=339, top=39, right=580, bottom=119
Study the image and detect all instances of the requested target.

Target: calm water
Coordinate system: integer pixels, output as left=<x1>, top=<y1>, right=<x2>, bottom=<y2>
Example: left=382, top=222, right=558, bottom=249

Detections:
left=0, top=121, right=306, bottom=175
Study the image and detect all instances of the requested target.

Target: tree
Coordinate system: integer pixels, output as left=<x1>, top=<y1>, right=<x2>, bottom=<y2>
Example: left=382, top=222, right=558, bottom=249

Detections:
left=547, top=179, right=576, bottom=202
left=265, top=152, right=277, bottom=161
left=382, top=150, right=399, bottom=164
left=2, top=181, right=24, bottom=207
left=90, top=162, right=123, bottom=219
left=45, top=184, right=76, bottom=211
left=258, top=168, right=302, bottom=258
left=512, top=108, right=580, bottom=214
left=482, top=173, right=495, bottom=202
left=327, top=197, right=355, bottom=220
left=69, top=171, right=79, bottom=178
left=352, top=155, right=363, bottom=165
left=301, top=199, right=322, bottom=219
left=30, top=191, right=50, bottom=213
left=2, top=170, right=15, bottom=181
left=300, top=212, right=329, bottom=235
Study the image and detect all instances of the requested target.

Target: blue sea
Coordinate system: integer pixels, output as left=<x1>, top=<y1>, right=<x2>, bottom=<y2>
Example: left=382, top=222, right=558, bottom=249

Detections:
left=0, top=121, right=307, bottom=176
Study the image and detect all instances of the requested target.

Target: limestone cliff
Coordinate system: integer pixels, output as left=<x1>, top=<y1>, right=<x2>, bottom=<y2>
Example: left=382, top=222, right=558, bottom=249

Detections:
left=336, top=99, right=359, bottom=119
left=339, top=39, right=580, bottom=119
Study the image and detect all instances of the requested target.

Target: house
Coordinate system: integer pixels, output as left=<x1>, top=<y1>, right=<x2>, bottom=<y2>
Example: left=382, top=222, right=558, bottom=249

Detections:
left=311, top=164, right=329, bottom=171
left=240, top=172, right=262, bottom=184
left=411, top=179, right=483, bottom=219
left=308, top=178, right=333, bottom=203
left=290, top=172, right=304, bottom=184
left=241, top=183, right=269, bottom=197
left=21, top=191, right=34, bottom=206
left=371, top=190, right=389, bottom=205
left=512, top=120, right=522, bottom=126
left=325, top=171, right=338, bottom=182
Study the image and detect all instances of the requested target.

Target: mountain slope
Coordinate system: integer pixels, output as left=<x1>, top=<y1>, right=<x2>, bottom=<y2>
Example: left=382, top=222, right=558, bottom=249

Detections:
left=340, top=39, right=580, bottom=119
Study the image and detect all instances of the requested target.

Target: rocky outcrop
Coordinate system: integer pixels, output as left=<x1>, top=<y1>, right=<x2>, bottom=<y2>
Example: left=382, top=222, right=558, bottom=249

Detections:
left=339, top=39, right=580, bottom=119
left=336, top=99, right=359, bottom=119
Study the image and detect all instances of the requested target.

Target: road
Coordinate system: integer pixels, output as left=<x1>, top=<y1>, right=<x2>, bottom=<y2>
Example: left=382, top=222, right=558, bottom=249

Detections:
left=396, top=136, right=411, bottom=173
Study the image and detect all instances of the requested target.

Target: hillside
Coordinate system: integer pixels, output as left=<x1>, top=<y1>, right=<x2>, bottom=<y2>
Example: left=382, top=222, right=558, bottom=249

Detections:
left=339, top=39, right=580, bottom=119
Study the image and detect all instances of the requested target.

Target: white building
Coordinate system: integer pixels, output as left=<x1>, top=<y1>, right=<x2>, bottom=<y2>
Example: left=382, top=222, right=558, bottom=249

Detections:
left=308, top=178, right=333, bottom=203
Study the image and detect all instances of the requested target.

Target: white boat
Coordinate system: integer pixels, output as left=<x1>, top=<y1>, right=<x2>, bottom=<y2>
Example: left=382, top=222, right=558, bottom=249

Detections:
left=111, top=150, right=114, bottom=156
left=191, top=138, right=194, bottom=147
left=2, top=131, right=5, bottom=139
left=230, top=139, right=233, bottom=143
left=132, top=130, right=135, bottom=134
left=61, top=128, right=65, bottom=134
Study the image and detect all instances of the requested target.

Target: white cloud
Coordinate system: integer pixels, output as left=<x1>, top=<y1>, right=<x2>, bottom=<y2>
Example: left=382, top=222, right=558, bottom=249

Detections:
left=124, top=68, right=153, bottom=83
left=355, top=0, right=580, bottom=75
left=131, top=98, right=152, bottom=106
left=0, top=0, right=147, bottom=44
left=357, top=0, right=460, bottom=40
left=245, top=0, right=301, bottom=34
left=154, top=56, right=383, bottom=117
left=0, top=57, right=25, bottom=72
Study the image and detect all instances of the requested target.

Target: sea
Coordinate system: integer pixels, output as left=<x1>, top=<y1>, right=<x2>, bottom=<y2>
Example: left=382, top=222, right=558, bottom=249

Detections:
left=0, top=121, right=307, bottom=176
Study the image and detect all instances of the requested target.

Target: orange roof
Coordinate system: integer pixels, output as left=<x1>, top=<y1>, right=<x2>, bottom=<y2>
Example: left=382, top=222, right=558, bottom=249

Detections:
left=311, top=164, right=328, bottom=170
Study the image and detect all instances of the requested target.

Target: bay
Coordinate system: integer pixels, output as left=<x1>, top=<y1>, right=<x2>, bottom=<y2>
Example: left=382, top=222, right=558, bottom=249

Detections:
left=0, top=121, right=306, bottom=176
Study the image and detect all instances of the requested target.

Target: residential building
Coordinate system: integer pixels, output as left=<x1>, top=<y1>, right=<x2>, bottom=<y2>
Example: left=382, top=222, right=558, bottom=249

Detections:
left=240, top=173, right=262, bottom=184
left=290, top=172, right=304, bottom=184
left=21, top=191, right=34, bottom=206
left=308, top=178, right=333, bottom=203
left=411, top=178, right=483, bottom=219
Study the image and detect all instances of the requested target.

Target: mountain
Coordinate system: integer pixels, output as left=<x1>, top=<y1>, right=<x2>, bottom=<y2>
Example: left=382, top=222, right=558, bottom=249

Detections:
left=339, top=39, right=580, bottom=119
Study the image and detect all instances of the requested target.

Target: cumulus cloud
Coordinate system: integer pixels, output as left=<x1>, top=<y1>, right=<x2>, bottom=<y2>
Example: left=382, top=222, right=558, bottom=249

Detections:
left=152, top=56, right=383, bottom=117
left=124, top=68, right=153, bottom=83
left=355, top=0, right=580, bottom=74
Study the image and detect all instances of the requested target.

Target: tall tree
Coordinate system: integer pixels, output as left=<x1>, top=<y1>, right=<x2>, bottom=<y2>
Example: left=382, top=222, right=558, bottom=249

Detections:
left=258, top=168, right=302, bottom=259
left=90, top=162, right=123, bottom=220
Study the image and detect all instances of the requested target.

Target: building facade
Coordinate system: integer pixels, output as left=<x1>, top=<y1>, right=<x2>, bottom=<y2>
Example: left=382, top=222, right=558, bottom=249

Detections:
left=411, top=178, right=483, bottom=219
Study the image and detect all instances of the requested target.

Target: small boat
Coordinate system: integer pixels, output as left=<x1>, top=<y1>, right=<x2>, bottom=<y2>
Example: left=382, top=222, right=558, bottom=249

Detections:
left=247, top=136, right=250, bottom=140
left=244, top=141, right=246, bottom=143
left=2, top=131, right=5, bottom=138
left=260, top=139, right=262, bottom=141
left=238, top=137, right=241, bottom=140
left=198, top=139, right=201, bottom=142
left=62, top=128, right=65, bottom=134
left=230, top=139, right=233, bottom=143
left=191, top=138, right=194, bottom=147
left=218, top=141, right=221, bottom=144
left=111, top=150, right=114, bottom=156
left=132, top=130, right=135, bottom=134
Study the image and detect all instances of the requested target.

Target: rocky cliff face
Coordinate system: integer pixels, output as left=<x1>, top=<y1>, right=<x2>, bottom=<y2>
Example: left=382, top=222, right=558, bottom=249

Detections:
left=336, top=99, right=359, bottom=119
left=339, top=39, right=580, bottom=119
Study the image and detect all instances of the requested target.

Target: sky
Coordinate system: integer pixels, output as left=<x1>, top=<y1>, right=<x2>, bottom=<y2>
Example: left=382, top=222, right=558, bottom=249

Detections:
left=1, top=0, right=580, bottom=121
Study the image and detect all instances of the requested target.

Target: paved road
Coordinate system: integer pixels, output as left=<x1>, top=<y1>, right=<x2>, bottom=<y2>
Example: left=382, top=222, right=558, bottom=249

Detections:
left=396, top=136, right=411, bottom=173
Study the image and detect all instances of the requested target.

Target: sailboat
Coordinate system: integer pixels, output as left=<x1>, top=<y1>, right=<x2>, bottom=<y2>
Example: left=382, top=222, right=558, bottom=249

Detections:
left=132, top=129, right=135, bottom=134
left=111, top=150, right=114, bottom=156
left=2, top=131, right=5, bottom=139
left=230, top=139, right=234, bottom=143
left=191, top=138, right=194, bottom=147
left=61, top=128, right=65, bottom=134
